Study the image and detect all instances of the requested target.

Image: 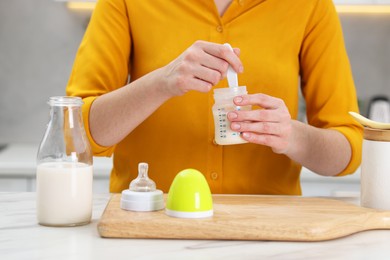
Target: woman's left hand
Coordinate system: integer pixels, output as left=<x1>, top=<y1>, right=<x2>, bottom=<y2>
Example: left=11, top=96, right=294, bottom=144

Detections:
left=227, top=93, right=293, bottom=154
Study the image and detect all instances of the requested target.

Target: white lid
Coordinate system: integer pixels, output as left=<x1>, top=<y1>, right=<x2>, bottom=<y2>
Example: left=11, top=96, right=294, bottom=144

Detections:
left=120, top=190, right=164, bottom=212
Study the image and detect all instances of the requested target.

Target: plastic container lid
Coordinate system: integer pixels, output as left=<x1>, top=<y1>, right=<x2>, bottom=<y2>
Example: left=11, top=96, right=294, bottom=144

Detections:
left=165, top=169, right=213, bottom=218
left=120, top=190, right=164, bottom=212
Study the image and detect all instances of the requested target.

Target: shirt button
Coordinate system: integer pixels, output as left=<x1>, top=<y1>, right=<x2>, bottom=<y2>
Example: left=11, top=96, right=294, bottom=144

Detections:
left=216, top=25, right=223, bottom=33
left=210, top=172, right=218, bottom=180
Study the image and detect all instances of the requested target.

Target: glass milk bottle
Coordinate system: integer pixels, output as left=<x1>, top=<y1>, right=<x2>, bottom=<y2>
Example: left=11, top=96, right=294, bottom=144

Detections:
left=212, top=86, right=251, bottom=145
left=36, top=96, right=93, bottom=226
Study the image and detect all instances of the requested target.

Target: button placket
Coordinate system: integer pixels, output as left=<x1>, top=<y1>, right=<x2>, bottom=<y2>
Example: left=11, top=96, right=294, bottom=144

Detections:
left=207, top=19, right=224, bottom=194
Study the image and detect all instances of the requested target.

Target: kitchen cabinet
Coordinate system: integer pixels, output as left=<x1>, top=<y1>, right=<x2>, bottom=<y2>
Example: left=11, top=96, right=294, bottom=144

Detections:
left=0, top=144, right=360, bottom=196
left=0, top=144, right=112, bottom=193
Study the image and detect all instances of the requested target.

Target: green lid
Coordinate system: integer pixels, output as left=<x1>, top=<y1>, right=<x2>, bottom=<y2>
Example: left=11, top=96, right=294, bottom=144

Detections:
left=166, top=169, right=213, bottom=217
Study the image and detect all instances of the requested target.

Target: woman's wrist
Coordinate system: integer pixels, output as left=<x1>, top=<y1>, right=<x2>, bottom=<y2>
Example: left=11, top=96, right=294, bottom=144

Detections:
left=141, top=66, right=180, bottom=100
left=285, top=120, right=351, bottom=176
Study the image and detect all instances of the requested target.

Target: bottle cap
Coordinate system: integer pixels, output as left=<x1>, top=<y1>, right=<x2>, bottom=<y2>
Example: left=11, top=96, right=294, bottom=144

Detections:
left=120, top=190, right=164, bottom=212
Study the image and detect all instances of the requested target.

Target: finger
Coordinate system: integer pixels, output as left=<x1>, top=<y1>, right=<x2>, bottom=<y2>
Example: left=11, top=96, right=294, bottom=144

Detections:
left=241, top=132, right=288, bottom=153
left=233, top=93, right=285, bottom=110
left=197, top=41, right=243, bottom=74
left=192, top=64, right=223, bottom=86
left=173, top=71, right=213, bottom=93
left=228, top=109, right=286, bottom=123
left=230, top=121, right=283, bottom=136
left=186, top=77, right=213, bottom=93
left=199, top=52, right=229, bottom=78
left=233, top=48, right=241, bottom=57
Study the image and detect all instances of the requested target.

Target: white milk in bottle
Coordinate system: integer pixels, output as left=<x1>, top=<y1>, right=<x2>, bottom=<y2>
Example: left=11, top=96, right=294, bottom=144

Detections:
left=37, top=162, right=92, bottom=226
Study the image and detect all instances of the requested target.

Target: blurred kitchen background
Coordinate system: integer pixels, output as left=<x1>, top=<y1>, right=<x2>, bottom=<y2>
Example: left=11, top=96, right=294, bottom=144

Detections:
left=0, top=0, right=389, bottom=194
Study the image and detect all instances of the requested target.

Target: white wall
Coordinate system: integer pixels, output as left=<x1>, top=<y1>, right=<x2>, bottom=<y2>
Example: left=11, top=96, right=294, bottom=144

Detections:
left=0, top=0, right=89, bottom=144
left=341, top=14, right=390, bottom=105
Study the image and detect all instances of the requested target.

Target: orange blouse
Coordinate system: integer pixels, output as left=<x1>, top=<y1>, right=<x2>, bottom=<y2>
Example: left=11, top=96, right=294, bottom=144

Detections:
left=66, top=0, right=363, bottom=195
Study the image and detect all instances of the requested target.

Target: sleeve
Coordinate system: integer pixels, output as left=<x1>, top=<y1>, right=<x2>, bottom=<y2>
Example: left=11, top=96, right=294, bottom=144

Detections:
left=299, top=0, right=363, bottom=176
left=66, top=0, right=131, bottom=157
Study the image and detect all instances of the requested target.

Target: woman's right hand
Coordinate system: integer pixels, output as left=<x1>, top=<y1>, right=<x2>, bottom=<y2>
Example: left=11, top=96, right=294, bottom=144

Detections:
left=159, top=40, right=243, bottom=97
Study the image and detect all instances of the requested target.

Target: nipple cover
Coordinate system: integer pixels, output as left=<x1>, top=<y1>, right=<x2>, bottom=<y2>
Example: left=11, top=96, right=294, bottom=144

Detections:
left=129, top=163, right=156, bottom=192
left=120, top=162, right=164, bottom=212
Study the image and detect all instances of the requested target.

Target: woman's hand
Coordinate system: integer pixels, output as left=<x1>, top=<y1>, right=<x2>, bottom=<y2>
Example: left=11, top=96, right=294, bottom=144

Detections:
left=227, top=93, right=293, bottom=154
left=159, top=40, right=243, bottom=97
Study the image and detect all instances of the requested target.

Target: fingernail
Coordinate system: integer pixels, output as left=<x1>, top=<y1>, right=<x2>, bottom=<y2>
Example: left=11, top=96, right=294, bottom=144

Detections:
left=231, top=123, right=240, bottom=130
left=239, top=65, right=244, bottom=73
left=229, top=112, right=238, bottom=119
left=234, top=96, right=243, bottom=104
left=243, top=132, right=250, bottom=138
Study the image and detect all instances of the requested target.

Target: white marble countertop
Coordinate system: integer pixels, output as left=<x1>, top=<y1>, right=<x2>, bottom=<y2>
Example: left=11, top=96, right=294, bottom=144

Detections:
left=1, top=193, right=390, bottom=259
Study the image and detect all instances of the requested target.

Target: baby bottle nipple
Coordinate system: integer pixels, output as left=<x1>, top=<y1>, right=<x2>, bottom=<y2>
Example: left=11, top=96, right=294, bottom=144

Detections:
left=129, top=163, right=156, bottom=192
left=120, top=162, right=164, bottom=212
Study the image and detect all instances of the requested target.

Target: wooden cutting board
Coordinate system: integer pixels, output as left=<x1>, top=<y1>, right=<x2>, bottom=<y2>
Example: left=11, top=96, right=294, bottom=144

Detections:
left=97, top=194, right=390, bottom=241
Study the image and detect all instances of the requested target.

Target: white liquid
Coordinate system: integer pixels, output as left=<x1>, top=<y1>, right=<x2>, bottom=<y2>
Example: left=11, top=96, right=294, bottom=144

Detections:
left=213, top=106, right=249, bottom=145
left=36, top=162, right=93, bottom=226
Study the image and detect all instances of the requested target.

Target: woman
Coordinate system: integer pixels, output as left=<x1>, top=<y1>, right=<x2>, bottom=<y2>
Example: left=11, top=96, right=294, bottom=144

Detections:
left=66, top=0, right=362, bottom=194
